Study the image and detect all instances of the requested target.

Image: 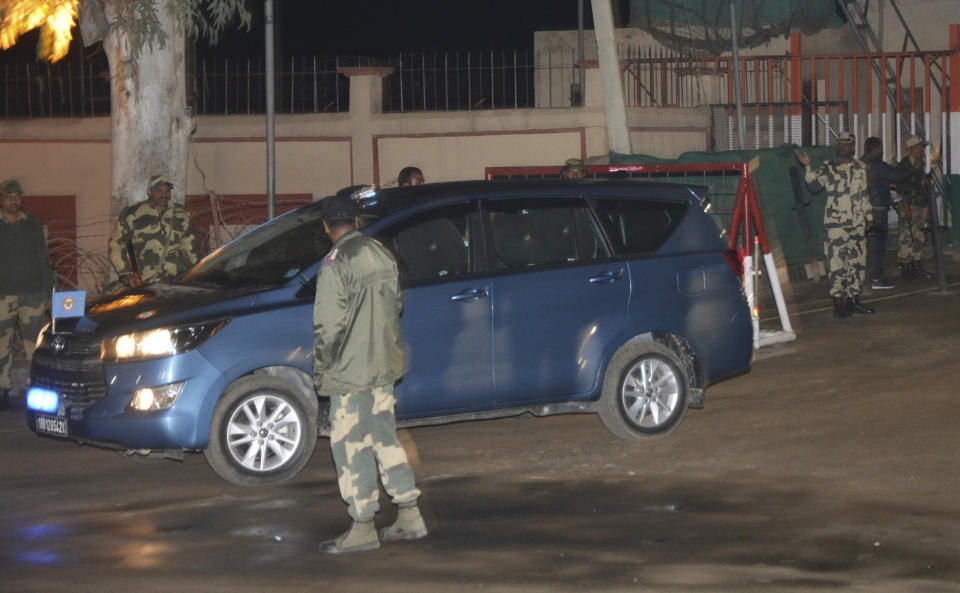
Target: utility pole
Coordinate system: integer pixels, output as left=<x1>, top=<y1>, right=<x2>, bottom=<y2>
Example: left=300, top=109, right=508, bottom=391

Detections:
left=591, top=0, right=632, bottom=154
left=265, top=0, right=276, bottom=219
left=729, top=0, right=746, bottom=150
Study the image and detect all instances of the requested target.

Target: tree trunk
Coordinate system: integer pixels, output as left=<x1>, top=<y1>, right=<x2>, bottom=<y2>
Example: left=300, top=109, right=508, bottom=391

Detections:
left=101, top=2, right=194, bottom=215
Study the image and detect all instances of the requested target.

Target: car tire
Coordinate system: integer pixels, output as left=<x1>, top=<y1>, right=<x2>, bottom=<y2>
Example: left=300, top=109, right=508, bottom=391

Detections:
left=204, top=375, right=318, bottom=486
left=599, top=342, right=689, bottom=440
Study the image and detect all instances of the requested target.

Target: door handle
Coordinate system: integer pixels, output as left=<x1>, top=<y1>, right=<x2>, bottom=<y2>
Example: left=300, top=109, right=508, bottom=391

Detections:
left=588, top=269, right=623, bottom=285
left=450, top=287, right=488, bottom=302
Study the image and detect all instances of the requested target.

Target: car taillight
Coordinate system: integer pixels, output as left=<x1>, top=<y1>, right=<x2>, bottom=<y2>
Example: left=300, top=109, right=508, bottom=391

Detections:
left=723, top=249, right=744, bottom=277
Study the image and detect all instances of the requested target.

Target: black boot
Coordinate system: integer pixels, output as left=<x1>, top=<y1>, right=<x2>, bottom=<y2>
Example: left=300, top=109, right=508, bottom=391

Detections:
left=899, top=263, right=915, bottom=279
left=832, top=296, right=851, bottom=318
left=911, top=262, right=933, bottom=279
left=847, top=296, right=875, bottom=315
left=0, top=388, right=8, bottom=411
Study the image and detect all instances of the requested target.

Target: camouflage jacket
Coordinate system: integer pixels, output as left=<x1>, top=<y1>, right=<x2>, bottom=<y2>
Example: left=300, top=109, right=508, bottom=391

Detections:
left=894, top=156, right=929, bottom=207
left=108, top=199, right=201, bottom=285
left=804, top=158, right=870, bottom=228
left=313, top=229, right=404, bottom=396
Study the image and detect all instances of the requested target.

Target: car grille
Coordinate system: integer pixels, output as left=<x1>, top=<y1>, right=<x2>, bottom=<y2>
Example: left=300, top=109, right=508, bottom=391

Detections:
left=31, top=331, right=106, bottom=407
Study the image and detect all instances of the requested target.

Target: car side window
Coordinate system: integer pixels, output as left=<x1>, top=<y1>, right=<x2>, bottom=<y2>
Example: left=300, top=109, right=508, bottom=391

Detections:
left=591, top=198, right=688, bottom=256
left=481, top=197, right=607, bottom=270
left=374, top=203, right=473, bottom=285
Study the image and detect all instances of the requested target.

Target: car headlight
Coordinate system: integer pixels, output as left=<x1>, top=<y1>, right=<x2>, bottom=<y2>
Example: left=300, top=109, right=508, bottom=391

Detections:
left=127, top=382, right=184, bottom=412
left=101, top=319, right=229, bottom=362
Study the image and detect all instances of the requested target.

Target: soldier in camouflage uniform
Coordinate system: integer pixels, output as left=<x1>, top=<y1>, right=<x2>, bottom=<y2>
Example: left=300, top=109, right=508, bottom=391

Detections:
left=0, top=179, right=54, bottom=410
left=313, top=195, right=426, bottom=554
left=894, top=135, right=938, bottom=279
left=795, top=132, right=875, bottom=318
left=108, top=175, right=201, bottom=287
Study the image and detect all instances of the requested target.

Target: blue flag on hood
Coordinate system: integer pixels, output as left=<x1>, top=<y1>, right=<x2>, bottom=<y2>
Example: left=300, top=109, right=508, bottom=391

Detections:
left=52, top=291, right=86, bottom=319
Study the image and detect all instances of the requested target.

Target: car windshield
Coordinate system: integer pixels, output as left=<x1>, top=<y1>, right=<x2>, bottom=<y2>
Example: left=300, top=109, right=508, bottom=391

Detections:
left=179, top=203, right=364, bottom=289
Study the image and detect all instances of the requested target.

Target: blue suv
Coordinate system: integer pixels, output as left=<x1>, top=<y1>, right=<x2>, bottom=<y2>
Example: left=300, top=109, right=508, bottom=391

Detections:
left=27, top=180, right=752, bottom=485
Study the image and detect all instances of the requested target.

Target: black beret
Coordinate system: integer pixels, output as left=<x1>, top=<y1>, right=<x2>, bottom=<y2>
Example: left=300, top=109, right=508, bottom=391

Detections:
left=321, top=195, right=360, bottom=222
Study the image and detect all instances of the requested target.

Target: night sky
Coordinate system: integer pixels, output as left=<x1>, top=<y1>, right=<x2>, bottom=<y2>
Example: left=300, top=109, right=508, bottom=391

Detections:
left=203, top=0, right=631, bottom=57
left=0, top=1, right=631, bottom=63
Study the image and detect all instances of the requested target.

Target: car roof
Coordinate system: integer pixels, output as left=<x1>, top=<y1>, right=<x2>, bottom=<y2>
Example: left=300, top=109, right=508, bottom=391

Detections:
left=330, top=179, right=707, bottom=218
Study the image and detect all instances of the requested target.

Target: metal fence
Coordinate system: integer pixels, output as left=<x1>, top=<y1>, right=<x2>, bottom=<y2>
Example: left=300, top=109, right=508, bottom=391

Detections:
left=0, top=54, right=112, bottom=118
left=381, top=50, right=540, bottom=112
left=0, top=51, right=351, bottom=117
left=192, top=55, right=348, bottom=114
left=0, top=48, right=577, bottom=117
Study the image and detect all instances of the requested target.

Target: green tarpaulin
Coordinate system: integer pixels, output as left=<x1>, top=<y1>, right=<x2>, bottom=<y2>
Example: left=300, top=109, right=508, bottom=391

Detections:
left=629, top=0, right=843, bottom=55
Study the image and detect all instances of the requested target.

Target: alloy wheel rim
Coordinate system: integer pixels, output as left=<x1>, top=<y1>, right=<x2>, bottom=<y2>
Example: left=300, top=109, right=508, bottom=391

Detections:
left=226, top=394, right=302, bottom=472
left=620, top=357, right=679, bottom=428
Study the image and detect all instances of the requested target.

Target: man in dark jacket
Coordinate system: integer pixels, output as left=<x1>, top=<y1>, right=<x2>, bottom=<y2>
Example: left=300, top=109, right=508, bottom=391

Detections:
left=313, top=195, right=426, bottom=554
left=861, top=137, right=912, bottom=290
left=0, top=179, right=54, bottom=410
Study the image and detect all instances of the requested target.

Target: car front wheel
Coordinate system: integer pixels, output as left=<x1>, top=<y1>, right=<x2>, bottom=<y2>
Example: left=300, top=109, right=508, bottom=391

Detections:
left=205, top=376, right=318, bottom=486
left=599, top=342, right=689, bottom=440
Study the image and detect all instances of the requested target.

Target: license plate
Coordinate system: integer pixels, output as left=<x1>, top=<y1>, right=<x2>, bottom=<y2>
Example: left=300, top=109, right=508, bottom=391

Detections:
left=35, top=414, right=68, bottom=438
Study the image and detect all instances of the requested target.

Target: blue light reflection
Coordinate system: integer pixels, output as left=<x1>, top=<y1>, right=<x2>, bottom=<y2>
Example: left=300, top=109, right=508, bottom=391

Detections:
left=18, top=550, right=62, bottom=565
left=26, top=388, right=58, bottom=413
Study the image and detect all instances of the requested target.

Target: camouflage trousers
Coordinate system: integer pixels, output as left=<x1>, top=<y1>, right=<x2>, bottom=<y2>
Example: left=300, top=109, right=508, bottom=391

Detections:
left=897, top=205, right=928, bottom=265
left=0, top=294, right=46, bottom=389
left=824, top=224, right=867, bottom=298
left=329, top=385, right=420, bottom=521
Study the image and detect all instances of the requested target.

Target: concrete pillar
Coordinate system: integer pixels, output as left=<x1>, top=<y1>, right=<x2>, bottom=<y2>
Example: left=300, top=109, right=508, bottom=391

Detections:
left=590, top=0, right=632, bottom=155
left=338, top=66, right=394, bottom=185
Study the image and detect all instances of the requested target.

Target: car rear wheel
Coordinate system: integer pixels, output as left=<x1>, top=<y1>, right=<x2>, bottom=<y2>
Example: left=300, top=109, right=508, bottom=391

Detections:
left=599, top=342, right=688, bottom=440
left=205, top=376, right=318, bottom=486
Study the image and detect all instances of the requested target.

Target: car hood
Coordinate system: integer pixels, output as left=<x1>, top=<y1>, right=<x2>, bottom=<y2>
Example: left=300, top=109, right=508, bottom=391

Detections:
left=71, top=282, right=261, bottom=336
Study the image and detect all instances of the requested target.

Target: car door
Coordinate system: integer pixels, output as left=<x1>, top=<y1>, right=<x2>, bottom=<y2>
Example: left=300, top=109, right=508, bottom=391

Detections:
left=481, top=196, right=629, bottom=405
left=373, top=201, right=494, bottom=418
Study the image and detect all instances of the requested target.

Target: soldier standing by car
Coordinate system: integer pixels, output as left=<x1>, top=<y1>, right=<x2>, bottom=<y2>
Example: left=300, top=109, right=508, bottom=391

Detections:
left=314, top=195, right=427, bottom=554
left=794, top=132, right=874, bottom=318
left=107, top=175, right=202, bottom=287
left=894, top=135, right=940, bottom=279
left=0, top=179, right=54, bottom=411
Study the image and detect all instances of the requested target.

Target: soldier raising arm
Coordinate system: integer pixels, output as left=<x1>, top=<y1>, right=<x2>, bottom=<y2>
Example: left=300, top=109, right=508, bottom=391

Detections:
left=794, top=132, right=874, bottom=319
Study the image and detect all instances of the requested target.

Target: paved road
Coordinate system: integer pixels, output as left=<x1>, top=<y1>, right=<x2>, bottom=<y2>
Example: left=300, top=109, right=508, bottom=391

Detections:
left=1, top=283, right=958, bottom=593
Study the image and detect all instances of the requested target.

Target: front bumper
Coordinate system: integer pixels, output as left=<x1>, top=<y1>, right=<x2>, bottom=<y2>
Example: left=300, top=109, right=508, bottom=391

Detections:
left=27, top=348, right=228, bottom=450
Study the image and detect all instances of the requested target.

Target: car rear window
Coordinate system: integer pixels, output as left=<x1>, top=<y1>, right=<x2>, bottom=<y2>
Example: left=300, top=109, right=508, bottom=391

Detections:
left=591, top=198, right=688, bottom=256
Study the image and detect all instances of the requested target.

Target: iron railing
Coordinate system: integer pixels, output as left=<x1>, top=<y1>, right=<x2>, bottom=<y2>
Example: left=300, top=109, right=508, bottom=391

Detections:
left=191, top=55, right=348, bottom=115
left=0, top=48, right=579, bottom=117
left=381, top=50, right=541, bottom=112
left=0, top=53, right=111, bottom=118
